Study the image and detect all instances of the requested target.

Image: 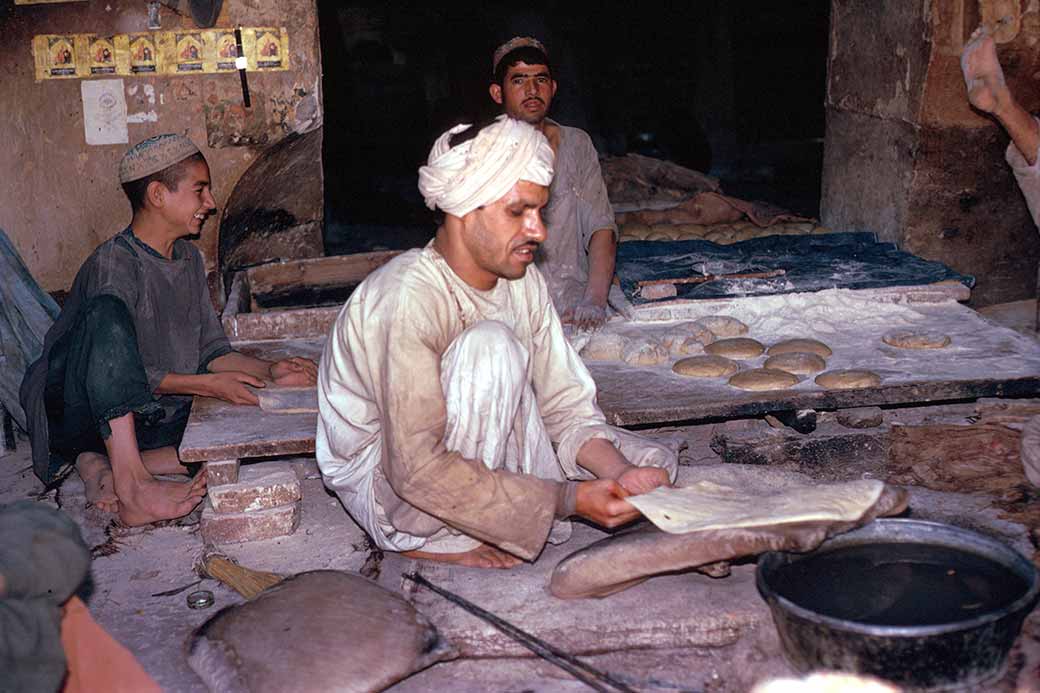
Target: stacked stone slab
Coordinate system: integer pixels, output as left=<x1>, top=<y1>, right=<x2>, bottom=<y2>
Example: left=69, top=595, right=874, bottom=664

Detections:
left=200, top=460, right=302, bottom=544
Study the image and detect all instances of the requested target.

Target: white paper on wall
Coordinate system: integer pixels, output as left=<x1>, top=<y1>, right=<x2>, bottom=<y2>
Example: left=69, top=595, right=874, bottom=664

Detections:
left=81, top=79, right=128, bottom=145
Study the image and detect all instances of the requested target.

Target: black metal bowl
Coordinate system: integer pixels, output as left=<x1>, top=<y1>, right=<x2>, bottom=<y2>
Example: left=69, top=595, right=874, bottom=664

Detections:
left=756, top=519, right=1040, bottom=691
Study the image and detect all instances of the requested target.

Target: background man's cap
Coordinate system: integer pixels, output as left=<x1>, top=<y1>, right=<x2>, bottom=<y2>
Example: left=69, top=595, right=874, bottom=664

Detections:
left=492, top=36, right=548, bottom=74
left=119, top=133, right=201, bottom=183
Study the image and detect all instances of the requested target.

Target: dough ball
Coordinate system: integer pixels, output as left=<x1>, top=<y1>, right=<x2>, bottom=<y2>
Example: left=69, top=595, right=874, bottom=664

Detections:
left=881, top=330, right=951, bottom=349
left=622, top=223, right=649, bottom=236
left=693, top=315, right=749, bottom=338
left=767, top=338, right=833, bottom=358
left=763, top=351, right=827, bottom=375
left=815, top=370, right=882, bottom=389
left=728, top=368, right=799, bottom=391
left=581, top=332, right=625, bottom=361
left=672, top=355, right=739, bottom=377
left=623, top=338, right=670, bottom=366
left=647, top=231, right=674, bottom=241
left=705, top=337, right=765, bottom=360
left=659, top=322, right=716, bottom=354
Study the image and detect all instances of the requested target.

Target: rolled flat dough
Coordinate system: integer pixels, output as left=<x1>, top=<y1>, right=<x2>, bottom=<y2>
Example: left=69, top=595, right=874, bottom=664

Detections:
left=728, top=367, right=799, bottom=391
left=257, top=387, right=319, bottom=414
left=672, top=355, right=739, bottom=377
left=815, top=369, right=882, bottom=389
left=694, top=315, right=749, bottom=338
left=627, top=479, right=885, bottom=534
left=881, top=330, right=951, bottom=349
left=767, top=338, right=833, bottom=358
left=580, top=332, right=625, bottom=361
left=763, top=351, right=827, bottom=375
left=705, top=337, right=765, bottom=359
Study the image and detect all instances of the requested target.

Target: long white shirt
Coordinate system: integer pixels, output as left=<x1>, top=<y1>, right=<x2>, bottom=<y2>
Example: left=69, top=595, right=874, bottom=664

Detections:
left=316, top=244, right=629, bottom=560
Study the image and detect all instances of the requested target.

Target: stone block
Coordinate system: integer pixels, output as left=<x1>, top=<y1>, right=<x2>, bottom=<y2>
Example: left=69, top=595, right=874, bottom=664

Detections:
left=206, top=459, right=240, bottom=486
left=208, top=463, right=301, bottom=514
left=200, top=500, right=301, bottom=544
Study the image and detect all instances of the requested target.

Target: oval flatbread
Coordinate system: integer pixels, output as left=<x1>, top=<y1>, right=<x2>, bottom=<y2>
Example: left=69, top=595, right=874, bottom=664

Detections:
left=763, top=351, right=827, bottom=375
left=728, top=368, right=799, bottom=391
left=623, top=339, right=669, bottom=366
left=693, top=315, right=749, bottom=338
left=581, top=332, right=625, bottom=361
left=881, top=330, right=951, bottom=349
left=815, top=369, right=882, bottom=389
left=672, top=355, right=740, bottom=377
left=705, top=337, right=764, bottom=360
left=767, top=338, right=833, bottom=358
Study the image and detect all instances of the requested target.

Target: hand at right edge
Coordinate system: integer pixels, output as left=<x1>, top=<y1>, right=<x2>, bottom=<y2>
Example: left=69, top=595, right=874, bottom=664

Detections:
left=202, top=371, right=264, bottom=405
left=574, top=479, right=641, bottom=528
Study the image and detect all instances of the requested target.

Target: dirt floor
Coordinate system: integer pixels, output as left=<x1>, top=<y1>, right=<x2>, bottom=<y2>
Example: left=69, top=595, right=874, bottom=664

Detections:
left=3, top=433, right=1040, bottom=691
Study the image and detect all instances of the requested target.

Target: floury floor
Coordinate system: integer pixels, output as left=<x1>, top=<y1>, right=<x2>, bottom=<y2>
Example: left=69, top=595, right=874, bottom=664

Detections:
left=3, top=429, right=1039, bottom=691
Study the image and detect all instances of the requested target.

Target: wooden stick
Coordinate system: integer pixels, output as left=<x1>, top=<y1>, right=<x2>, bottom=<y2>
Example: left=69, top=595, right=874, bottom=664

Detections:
left=201, top=555, right=285, bottom=600
left=404, top=572, right=636, bottom=693
left=637, top=268, right=786, bottom=288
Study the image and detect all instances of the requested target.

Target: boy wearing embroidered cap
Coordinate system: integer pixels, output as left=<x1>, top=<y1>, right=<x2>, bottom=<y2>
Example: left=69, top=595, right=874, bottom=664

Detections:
left=316, top=117, right=675, bottom=569
left=21, top=134, right=317, bottom=525
left=489, top=37, right=621, bottom=330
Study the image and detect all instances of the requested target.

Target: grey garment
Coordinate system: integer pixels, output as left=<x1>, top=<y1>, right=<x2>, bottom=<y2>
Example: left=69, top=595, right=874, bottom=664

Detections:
left=1007, top=127, right=1040, bottom=230
left=536, top=121, right=621, bottom=315
left=0, top=500, right=90, bottom=693
left=0, top=228, right=59, bottom=431
left=20, top=226, right=232, bottom=482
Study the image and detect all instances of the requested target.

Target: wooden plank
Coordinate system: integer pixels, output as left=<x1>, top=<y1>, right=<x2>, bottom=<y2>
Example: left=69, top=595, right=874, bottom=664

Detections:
left=246, top=250, right=402, bottom=294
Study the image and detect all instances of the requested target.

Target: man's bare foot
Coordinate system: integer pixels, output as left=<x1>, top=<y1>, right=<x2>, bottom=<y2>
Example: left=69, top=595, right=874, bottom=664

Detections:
left=116, top=471, right=207, bottom=526
left=403, top=543, right=523, bottom=569
left=962, top=27, right=1011, bottom=115
left=76, top=452, right=119, bottom=513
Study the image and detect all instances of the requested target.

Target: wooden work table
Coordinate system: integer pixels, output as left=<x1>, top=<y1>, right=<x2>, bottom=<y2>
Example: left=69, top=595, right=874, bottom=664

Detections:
left=180, top=298, right=1040, bottom=464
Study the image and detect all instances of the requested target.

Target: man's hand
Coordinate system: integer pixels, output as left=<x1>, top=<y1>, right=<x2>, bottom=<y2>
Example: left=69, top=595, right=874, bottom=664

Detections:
left=616, top=465, right=671, bottom=495
left=203, top=371, right=264, bottom=405
left=561, top=297, right=608, bottom=331
left=574, top=478, right=641, bottom=528
left=270, top=357, right=318, bottom=387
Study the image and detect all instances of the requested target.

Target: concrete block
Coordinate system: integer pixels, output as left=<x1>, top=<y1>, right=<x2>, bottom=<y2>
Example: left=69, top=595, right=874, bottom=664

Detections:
left=201, top=500, right=301, bottom=544
left=206, top=459, right=240, bottom=486
left=208, top=463, right=301, bottom=513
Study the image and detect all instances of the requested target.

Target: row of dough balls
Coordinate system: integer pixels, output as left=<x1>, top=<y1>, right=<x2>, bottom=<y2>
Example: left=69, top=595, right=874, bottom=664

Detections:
left=618, top=221, right=832, bottom=245
left=679, top=337, right=881, bottom=391
left=580, top=315, right=750, bottom=365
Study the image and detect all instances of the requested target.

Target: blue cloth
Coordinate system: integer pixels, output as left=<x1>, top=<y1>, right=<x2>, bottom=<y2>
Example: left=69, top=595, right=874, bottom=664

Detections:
left=615, top=232, right=975, bottom=303
left=0, top=229, right=59, bottom=431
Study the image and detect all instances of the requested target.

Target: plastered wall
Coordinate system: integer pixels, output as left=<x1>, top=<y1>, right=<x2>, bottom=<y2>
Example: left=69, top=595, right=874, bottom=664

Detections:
left=0, top=0, right=322, bottom=297
left=823, top=0, right=1040, bottom=306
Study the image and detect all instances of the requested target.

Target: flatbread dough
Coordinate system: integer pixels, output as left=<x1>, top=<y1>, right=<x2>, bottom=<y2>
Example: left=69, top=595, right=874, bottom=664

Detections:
left=627, top=479, right=885, bottom=534
left=623, top=338, right=669, bottom=366
left=580, top=331, right=625, bottom=361
left=658, top=322, right=715, bottom=355
left=672, top=355, right=739, bottom=377
left=257, top=387, right=319, bottom=414
left=815, top=369, right=882, bottom=389
left=728, top=367, right=799, bottom=391
left=763, top=352, right=827, bottom=375
left=767, top=338, right=833, bottom=358
left=705, top=337, right=764, bottom=359
left=882, top=330, right=951, bottom=349
left=693, top=315, right=749, bottom=338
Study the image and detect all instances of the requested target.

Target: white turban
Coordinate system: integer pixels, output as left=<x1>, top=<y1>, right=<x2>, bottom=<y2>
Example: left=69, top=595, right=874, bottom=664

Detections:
left=418, top=116, right=554, bottom=218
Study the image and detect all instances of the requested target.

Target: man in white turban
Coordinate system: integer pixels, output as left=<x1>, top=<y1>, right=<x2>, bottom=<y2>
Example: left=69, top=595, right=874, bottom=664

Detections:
left=316, top=117, right=676, bottom=568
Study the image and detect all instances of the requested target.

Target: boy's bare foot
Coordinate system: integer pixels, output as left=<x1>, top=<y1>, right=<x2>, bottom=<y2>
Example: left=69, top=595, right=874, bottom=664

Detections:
left=962, top=27, right=1011, bottom=116
left=76, top=452, right=119, bottom=513
left=116, top=471, right=207, bottom=526
left=141, top=446, right=190, bottom=475
left=403, top=543, right=523, bottom=569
